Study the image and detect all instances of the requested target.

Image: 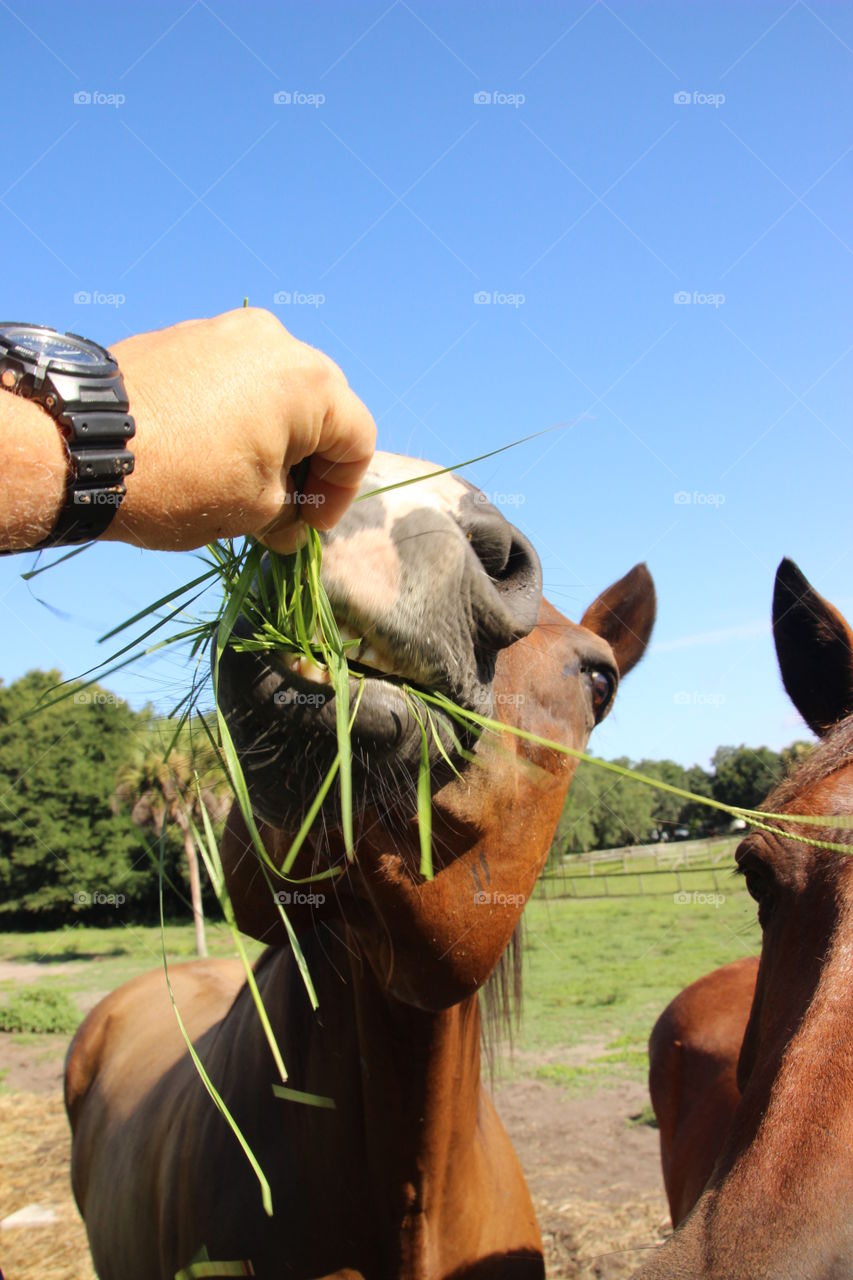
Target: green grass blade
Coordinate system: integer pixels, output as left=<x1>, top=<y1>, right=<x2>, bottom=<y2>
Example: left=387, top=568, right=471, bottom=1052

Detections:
left=272, top=1084, right=335, bottom=1109
left=175, top=1253, right=254, bottom=1279
left=259, top=861, right=320, bottom=1011
left=412, top=690, right=853, bottom=856
left=279, top=756, right=341, bottom=875
left=423, top=703, right=463, bottom=780
left=356, top=423, right=576, bottom=503
left=99, top=568, right=219, bottom=642
left=331, top=654, right=353, bottom=857
left=20, top=543, right=93, bottom=580
left=200, top=834, right=289, bottom=1081
left=214, top=543, right=266, bottom=669
left=303, top=530, right=354, bottom=855
left=405, top=696, right=433, bottom=880
left=158, top=820, right=273, bottom=1217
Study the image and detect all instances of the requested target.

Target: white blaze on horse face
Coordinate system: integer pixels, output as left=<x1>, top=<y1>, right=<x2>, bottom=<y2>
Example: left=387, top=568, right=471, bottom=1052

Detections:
left=320, top=452, right=472, bottom=628
left=324, top=527, right=403, bottom=617
left=356, top=452, right=472, bottom=525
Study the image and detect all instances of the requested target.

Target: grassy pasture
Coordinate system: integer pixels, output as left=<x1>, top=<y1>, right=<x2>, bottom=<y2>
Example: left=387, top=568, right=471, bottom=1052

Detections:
left=516, top=864, right=758, bottom=1088
left=0, top=841, right=759, bottom=1094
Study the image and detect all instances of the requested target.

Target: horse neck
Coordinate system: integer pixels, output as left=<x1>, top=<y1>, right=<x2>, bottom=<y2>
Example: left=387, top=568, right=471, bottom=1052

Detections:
left=348, top=946, right=486, bottom=1245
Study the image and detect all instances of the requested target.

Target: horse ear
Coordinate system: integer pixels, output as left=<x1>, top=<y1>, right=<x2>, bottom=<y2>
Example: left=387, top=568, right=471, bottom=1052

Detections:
left=773, top=558, right=853, bottom=737
left=580, top=563, right=656, bottom=678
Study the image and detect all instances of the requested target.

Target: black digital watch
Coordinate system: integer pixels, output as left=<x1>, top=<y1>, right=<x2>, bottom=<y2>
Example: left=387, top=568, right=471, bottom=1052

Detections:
left=0, top=322, right=135, bottom=548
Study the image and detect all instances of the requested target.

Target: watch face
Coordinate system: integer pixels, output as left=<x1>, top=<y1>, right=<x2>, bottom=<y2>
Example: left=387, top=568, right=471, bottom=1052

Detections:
left=0, top=324, right=113, bottom=371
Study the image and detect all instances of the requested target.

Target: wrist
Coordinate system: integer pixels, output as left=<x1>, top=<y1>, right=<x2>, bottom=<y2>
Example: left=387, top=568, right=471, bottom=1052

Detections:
left=0, top=393, right=69, bottom=550
left=97, top=355, right=165, bottom=548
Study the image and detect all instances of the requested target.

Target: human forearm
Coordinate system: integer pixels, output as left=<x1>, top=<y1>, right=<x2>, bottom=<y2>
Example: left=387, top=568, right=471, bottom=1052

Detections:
left=0, top=308, right=376, bottom=555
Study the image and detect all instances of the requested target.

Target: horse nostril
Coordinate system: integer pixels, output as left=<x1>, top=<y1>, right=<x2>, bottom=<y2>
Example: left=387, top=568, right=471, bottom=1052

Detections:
left=467, top=515, right=514, bottom=579
left=464, top=511, right=543, bottom=648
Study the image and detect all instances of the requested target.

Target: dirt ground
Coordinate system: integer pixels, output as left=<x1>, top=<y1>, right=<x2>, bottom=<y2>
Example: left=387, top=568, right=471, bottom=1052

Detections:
left=494, top=1076, right=669, bottom=1277
left=0, top=977, right=669, bottom=1280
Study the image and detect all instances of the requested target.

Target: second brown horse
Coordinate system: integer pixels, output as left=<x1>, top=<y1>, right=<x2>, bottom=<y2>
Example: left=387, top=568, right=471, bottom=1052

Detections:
left=640, top=558, right=853, bottom=1279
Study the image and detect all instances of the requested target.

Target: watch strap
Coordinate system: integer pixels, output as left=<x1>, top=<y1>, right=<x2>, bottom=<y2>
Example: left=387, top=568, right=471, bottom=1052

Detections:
left=38, top=408, right=135, bottom=547
left=0, top=328, right=136, bottom=552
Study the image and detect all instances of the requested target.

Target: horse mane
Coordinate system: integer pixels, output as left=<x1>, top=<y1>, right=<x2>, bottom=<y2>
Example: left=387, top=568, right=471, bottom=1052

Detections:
left=480, top=922, right=524, bottom=1075
left=762, top=715, right=853, bottom=828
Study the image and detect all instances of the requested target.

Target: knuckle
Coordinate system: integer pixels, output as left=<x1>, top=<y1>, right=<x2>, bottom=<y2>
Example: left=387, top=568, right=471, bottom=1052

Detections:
left=246, top=306, right=286, bottom=337
left=306, top=348, right=346, bottom=399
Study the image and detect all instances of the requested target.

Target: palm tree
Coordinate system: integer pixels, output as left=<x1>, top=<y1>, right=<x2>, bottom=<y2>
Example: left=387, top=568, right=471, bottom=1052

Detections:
left=114, top=721, right=230, bottom=957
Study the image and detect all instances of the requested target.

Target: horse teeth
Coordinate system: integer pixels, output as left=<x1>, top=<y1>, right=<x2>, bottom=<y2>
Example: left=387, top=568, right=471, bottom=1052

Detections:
left=359, top=644, right=395, bottom=676
left=294, top=656, right=330, bottom=684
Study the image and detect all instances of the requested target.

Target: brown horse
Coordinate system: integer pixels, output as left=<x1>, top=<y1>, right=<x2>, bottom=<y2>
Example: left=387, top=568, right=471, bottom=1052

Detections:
left=66, top=451, right=656, bottom=1280
left=637, top=558, right=853, bottom=1279
left=648, top=955, right=758, bottom=1227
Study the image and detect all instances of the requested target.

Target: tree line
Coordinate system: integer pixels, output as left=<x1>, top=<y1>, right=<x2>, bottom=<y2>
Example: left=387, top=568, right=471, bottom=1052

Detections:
left=550, top=740, right=814, bottom=859
left=0, top=670, right=229, bottom=939
left=0, top=669, right=814, bottom=926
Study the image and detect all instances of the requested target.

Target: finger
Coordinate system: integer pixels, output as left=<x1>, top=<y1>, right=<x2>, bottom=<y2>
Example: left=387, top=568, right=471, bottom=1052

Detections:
left=310, top=381, right=376, bottom=497
left=298, top=474, right=362, bottom=532
left=257, top=519, right=309, bottom=554
left=254, top=470, right=307, bottom=553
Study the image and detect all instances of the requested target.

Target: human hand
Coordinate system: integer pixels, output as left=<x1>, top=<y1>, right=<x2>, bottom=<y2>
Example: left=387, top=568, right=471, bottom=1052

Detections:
left=106, top=307, right=376, bottom=552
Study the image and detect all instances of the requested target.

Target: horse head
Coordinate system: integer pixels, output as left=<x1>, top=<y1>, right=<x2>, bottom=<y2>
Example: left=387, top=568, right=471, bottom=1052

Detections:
left=217, top=450, right=656, bottom=1009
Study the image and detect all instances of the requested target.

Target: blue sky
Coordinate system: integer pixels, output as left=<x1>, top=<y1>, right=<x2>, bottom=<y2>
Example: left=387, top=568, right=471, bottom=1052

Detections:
left=1, top=0, right=851, bottom=769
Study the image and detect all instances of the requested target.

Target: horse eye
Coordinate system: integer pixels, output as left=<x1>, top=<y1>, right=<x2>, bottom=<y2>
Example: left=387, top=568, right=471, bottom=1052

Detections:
left=739, top=856, right=776, bottom=925
left=589, top=670, right=615, bottom=718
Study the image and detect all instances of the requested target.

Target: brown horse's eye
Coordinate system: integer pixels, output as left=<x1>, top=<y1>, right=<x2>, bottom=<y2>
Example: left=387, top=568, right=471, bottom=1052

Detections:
left=738, top=852, right=776, bottom=927
left=589, top=670, right=615, bottom=719
left=744, top=867, right=770, bottom=905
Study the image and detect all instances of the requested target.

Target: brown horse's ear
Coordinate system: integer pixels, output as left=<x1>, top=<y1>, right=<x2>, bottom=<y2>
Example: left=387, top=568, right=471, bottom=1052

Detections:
left=773, top=558, right=853, bottom=737
left=580, top=562, right=656, bottom=678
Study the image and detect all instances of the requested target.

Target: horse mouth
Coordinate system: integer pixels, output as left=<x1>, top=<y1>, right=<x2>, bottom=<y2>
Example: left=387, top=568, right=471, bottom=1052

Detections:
left=215, top=624, right=484, bottom=835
